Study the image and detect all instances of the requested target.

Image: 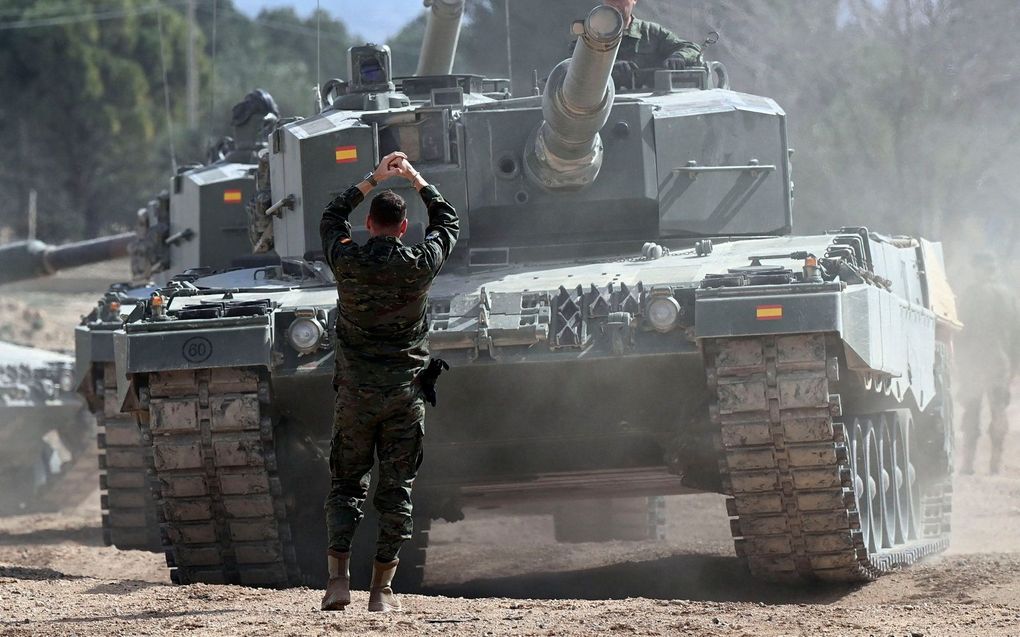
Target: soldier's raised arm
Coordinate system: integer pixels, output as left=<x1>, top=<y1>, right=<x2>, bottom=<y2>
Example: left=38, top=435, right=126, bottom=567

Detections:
left=394, top=158, right=460, bottom=275
left=320, top=152, right=406, bottom=270
left=652, top=23, right=701, bottom=68
left=320, top=186, right=360, bottom=271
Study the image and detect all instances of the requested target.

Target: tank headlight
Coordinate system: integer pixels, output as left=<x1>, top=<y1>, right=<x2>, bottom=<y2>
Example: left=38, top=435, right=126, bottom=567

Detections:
left=647, top=296, right=681, bottom=333
left=288, top=318, right=323, bottom=354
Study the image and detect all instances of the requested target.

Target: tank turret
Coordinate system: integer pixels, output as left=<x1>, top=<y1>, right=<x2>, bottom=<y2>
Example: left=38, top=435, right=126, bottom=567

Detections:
left=0, top=233, right=135, bottom=285
left=416, top=0, right=465, bottom=76
left=525, top=5, right=623, bottom=190
left=167, top=89, right=279, bottom=275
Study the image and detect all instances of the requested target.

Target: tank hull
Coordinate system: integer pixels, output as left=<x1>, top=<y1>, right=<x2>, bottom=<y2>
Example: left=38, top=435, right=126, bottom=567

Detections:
left=112, top=228, right=957, bottom=587
left=0, top=341, right=94, bottom=513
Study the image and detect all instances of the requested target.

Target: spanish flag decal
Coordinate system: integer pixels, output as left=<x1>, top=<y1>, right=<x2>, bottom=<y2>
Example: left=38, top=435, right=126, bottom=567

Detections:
left=223, top=189, right=242, bottom=204
left=335, top=146, right=358, bottom=164
left=756, top=305, right=783, bottom=321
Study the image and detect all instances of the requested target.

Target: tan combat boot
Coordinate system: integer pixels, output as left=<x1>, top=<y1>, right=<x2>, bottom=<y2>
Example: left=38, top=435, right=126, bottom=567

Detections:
left=321, top=550, right=351, bottom=611
left=367, top=558, right=401, bottom=612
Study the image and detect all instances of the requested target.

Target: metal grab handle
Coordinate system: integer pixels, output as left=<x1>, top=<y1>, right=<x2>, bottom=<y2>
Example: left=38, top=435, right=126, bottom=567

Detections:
left=708, top=60, right=730, bottom=90
left=266, top=194, right=296, bottom=218
left=672, top=159, right=775, bottom=180
left=164, top=228, right=195, bottom=246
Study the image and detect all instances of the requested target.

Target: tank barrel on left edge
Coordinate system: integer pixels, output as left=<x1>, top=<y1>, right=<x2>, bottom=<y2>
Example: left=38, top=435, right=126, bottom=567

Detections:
left=524, top=5, right=623, bottom=191
left=0, top=232, right=134, bottom=285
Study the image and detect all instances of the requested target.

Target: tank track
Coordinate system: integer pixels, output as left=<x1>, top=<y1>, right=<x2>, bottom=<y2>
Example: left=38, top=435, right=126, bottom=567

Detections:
left=400, top=516, right=429, bottom=590
left=139, top=367, right=301, bottom=587
left=96, top=363, right=161, bottom=551
left=704, top=334, right=950, bottom=583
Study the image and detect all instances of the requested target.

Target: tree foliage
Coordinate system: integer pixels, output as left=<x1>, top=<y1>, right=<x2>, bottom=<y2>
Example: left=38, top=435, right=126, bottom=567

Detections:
left=194, top=3, right=354, bottom=130
left=0, top=0, right=355, bottom=240
left=0, top=0, right=193, bottom=239
left=660, top=0, right=1020, bottom=261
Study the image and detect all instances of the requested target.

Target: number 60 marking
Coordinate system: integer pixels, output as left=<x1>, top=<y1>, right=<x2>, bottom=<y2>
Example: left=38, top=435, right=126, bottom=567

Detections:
left=182, top=336, right=213, bottom=363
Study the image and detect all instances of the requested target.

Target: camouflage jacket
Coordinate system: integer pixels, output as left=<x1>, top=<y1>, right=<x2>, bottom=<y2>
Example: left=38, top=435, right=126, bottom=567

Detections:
left=956, top=279, right=1020, bottom=375
left=320, top=184, right=459, bottom=388
left=618, top=17, right=701, bottom=68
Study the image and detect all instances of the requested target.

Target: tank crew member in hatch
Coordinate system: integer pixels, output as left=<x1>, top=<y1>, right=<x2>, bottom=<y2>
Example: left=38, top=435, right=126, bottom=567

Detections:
left=597, top=0, right=703, bottom=88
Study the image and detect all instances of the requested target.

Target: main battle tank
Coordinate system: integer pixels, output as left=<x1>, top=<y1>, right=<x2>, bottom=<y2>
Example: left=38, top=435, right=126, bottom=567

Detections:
left=0, top=341, right=92, bottom=513
left=0, top=226, right=136, bottom=514
left=75, top=89, right=281, bottom=551
left=113, top=3, right=956, bottom=589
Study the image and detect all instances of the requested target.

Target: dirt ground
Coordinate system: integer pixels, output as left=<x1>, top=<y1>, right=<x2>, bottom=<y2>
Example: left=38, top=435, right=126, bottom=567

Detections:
left=4, top=263, right=1020, bottom=636
left=2, top=465, right=1020, bottom=636
left=0, top=258, right=130, bottom=352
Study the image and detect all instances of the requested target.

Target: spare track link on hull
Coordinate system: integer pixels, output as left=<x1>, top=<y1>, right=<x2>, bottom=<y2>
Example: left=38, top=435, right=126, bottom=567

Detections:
left=96, top=363, right=161, bottom=551
left=704, top=334, right=950, bottom=583
left=139, top=366, right=300, bottom=587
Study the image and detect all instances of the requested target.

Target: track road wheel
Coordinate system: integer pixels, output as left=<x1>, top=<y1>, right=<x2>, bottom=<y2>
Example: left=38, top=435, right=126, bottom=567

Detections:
left=851, top=419, right=876, bottom=556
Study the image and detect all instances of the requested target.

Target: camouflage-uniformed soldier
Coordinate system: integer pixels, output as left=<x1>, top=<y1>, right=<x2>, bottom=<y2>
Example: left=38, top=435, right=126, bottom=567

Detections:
left=955, top=265, right=1020, bottom=475
left=601, top=0, right=702, bottom=87
left=318, top=151, right=459, bottom=612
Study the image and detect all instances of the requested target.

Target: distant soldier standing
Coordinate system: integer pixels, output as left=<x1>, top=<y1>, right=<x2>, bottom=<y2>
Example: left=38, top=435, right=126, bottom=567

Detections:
left=956, top=260, right=1020, bottom=475
left=319, top=151, right=459, bottom=612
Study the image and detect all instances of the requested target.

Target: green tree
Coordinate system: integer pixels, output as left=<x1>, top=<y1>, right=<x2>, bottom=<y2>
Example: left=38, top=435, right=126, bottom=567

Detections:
left=0, top=0, right=198, bottom=239
left=389, top=1, right=515, bottom=80
left=696, top=0, right=1020, bottom=260
left=195, top=4, right=355, bottom=128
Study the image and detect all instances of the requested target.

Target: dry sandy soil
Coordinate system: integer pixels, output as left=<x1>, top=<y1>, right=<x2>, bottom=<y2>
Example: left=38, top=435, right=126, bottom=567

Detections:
left=2, top=468, right=1020, bottom=637
left=0, top=258, right=130, bottom=352
left=4, top=263, right=1020, bottom=636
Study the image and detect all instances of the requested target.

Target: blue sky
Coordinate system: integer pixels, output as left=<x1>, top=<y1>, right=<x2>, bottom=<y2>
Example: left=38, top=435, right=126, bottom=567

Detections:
left=232, top=0, right=421, bottom=43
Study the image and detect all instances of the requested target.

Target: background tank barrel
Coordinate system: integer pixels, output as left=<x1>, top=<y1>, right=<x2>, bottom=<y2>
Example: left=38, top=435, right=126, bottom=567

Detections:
left=0, top=232, right=134, bottom=285
left=525, top=5, right=623, bottom=190
left=415, top=0, right=465, bottom=76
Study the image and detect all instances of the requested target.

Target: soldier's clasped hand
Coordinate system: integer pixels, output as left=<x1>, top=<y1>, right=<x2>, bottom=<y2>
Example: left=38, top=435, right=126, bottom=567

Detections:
left=391, top=157, right=420, bottom=182
left=372, top=151, right=407, bottom=184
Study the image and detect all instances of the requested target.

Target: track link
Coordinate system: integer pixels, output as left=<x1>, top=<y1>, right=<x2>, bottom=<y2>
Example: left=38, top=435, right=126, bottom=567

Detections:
left=96, top=363, right=161, bottom=551
left=705, top=334, right=950, bottom=583
left=140, top=367, right=300, bottom=587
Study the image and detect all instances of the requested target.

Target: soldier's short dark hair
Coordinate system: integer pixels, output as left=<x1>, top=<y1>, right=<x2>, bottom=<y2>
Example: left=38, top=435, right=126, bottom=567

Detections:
left=369, top=190, right=407, bottom=228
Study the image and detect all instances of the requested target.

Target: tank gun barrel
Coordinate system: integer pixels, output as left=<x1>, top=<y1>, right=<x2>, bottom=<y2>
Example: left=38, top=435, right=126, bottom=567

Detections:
left=416, top=0, right=465, bottom=76
left=524, top=5, right=623, bottom=190
left=0, top=232, right=134, bottom=285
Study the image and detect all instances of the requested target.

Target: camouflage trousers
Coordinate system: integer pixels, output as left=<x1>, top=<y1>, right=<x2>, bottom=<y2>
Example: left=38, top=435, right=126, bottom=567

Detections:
left=324, top=382, right=425, bottom=562
left=959, top=382, right=1011, bottom=474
